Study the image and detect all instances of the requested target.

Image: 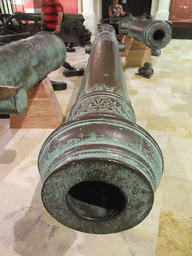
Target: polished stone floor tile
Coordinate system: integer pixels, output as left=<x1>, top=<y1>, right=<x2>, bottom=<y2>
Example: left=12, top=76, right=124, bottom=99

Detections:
left=156, top=210, right=192, bottom=256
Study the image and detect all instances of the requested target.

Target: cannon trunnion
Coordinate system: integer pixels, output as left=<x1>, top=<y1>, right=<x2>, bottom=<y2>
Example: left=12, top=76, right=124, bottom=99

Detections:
left=38, top=24, right=164, bottom=234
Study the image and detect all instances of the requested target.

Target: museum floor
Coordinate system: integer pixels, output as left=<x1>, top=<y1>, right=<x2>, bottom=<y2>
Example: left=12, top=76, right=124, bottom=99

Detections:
left=0, top=38, right=192, bottom=256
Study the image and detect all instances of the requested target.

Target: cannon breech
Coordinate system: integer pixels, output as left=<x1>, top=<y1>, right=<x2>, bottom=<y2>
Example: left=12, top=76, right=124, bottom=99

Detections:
left=0, top=32, right=66, bottom=114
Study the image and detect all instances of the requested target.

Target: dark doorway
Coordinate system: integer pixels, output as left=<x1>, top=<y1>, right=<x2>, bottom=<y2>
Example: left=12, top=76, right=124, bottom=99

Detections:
left=102, top=0, right=152, bottom=19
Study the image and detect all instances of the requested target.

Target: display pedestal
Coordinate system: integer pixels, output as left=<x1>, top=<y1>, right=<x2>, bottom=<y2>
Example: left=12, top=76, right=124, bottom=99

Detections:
left=120, top=37, right=152, bottom=68
left=10, top=77, right=64, bottom=129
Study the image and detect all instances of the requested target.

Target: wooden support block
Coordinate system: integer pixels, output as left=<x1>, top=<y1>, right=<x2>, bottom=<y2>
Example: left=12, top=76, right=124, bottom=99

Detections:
left=120, top=37, right=152, bottom=68
left=10, top=77, right=65, bottom=129
left=120, top=37, right=134, bottom=57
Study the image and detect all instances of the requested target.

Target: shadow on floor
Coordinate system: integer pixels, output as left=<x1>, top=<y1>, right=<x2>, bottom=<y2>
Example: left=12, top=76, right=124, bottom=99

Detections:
left=10, top=182, right=77, bottom=256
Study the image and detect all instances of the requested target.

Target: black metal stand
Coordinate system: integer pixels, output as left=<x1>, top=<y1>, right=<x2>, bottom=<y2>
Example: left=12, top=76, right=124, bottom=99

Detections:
left=51, top=80, right=67, bottom=91
left=63, top=61, right=84, bottom=77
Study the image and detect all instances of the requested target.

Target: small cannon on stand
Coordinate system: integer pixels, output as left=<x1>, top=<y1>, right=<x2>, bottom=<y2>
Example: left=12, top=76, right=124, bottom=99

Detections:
left=119, top=13, right=172, bottom=51
left=101, top=13, right=172, bottom=50
left=109, top=13, right=172, bottom=77
left=102, top=13, right=172, bottom=76
left=38, top=24, right=164, bottom=234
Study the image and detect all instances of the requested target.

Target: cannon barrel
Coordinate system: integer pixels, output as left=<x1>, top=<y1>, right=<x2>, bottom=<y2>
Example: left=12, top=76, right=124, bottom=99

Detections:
left=119, top=14, right=172, bottom=50
left=0, top=32, right=66, bottom=114
left=38, top=24, right=164, bottom=234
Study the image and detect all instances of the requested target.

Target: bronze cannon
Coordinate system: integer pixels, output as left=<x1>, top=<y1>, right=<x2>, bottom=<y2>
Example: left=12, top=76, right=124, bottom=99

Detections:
left=38, top=24, right=164, bottom=234
left=119, top=13, right=172, bottom=50
left=0, top=32, right=66, bottom=114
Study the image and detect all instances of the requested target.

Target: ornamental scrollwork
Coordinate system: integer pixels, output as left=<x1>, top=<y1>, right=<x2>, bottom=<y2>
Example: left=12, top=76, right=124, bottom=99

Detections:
left=69, top=95, right=135, bottom=121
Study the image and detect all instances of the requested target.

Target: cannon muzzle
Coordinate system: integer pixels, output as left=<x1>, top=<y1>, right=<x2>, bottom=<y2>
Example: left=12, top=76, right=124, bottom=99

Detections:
left=38, top=24, right=164, bottom=234
left=119, top=14, right=172, bottom=50
left=0, top=32, right=66, bottom=114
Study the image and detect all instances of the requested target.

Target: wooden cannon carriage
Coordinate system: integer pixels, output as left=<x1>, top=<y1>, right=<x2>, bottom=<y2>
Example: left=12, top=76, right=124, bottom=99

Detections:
left=0, top=12, right=91, bottom=46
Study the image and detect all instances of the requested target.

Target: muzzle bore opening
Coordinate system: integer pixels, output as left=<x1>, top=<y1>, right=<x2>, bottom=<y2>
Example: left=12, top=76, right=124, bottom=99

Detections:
left=153, top=29, right=165, bottom=41
left=67, top=180, right=126, bottom=221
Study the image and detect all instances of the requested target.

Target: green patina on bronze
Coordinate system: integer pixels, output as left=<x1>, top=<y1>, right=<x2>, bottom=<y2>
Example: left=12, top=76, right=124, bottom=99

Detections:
left=0, top=32, right=66, bottom=114
left=38, top=24, right=164, bottom=234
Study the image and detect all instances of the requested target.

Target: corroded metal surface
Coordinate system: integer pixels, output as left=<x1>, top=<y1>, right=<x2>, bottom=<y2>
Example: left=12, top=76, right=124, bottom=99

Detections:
left=38, top=24, right=164, bottom=234
left=119, top=14, right=172, bottom=50
left=0, top=32, right=66, bottom=114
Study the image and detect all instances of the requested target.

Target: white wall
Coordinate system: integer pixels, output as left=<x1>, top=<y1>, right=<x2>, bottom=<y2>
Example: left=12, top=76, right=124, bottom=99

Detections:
left=82, top=0, right=94, bottom=34
left=93, top=0, right=102, bottom=31
left=155, top=0, right=172, bottom=20
left=151, top=0, right=159, bottom=18
left=78, top=0, right=82, bottom=13
left=81, top=0, right=102, bottom=35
